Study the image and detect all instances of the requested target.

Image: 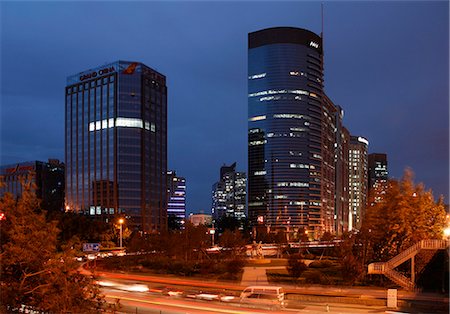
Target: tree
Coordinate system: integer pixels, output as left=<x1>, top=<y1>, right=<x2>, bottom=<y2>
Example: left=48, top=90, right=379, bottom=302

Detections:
left=287, top=253, right=307, bottom=282
left=219, top=229, right=247, bottom=257
left=360, top=169, right=447, bottom=262
left=0, top=180, right=103, bottom=313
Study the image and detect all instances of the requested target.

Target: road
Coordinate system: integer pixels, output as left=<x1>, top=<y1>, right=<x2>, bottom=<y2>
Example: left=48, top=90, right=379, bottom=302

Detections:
left=102, top=287, right=388, bottom=314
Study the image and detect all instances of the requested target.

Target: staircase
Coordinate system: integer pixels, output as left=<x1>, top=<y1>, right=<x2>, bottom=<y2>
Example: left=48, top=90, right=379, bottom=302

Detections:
left=368, top=239, right=449, bottom=290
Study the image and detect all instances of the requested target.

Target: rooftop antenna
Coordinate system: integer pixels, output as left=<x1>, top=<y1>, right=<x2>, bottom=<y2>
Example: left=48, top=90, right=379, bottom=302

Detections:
left=321, top=2, right=324, bottom=39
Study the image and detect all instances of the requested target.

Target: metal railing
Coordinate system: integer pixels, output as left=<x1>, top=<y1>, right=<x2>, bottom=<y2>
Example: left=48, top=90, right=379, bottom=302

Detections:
left=366, top=239, right=449, bottom=290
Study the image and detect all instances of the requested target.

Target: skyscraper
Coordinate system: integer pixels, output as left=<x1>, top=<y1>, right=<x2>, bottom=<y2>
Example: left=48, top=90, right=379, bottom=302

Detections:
left=167, top=170, right=186, bottom=228
left=368, top=153, right=388, bottom=204
left=211, top=162, right=247, bottom=221
left=65, top=61, right=167, bottom=232
left=248, top=27, right=326, bottom=238
left=348, top=136, right=369, bottom=231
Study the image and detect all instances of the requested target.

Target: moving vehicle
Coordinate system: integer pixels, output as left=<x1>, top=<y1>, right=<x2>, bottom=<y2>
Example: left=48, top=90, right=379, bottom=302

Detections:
left=240, top=286, right=285, bottom=309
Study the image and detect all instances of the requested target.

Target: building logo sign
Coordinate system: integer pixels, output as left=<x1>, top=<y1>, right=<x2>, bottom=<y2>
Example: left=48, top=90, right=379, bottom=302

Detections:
left=79, top=66, right=116, bottom=81
left=309, top=41, right=319, bottom=49
left=123, top=62, right=138, bottom=74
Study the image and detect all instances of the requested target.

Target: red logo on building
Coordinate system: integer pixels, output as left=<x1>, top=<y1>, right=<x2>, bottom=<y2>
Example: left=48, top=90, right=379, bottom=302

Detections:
left=123, top=63, right=138, bottom=75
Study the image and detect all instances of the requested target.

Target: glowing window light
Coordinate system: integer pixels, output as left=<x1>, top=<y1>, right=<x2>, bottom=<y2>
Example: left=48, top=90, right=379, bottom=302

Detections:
left=248, top=73, right=266, bottom=79
left=249, top=115, right=266, bottom=122
left=116, top=117, right=143, bottom=128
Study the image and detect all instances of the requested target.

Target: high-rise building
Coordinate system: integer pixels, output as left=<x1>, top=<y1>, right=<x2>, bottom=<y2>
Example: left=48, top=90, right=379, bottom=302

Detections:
left=0, top=159, right=65, bottom=212
left=65, top=61, right=167, bottom=232
left=368, top=153, right=388, bottom=204
left=211, top=162, right=247, bottom=221
left=348, top=136, right=369, bottom=231
left=248, top=27, right=326, bottom=238
left=167, top=170, right=186, bottom=227
left=333, top=106, right=350, bottom=235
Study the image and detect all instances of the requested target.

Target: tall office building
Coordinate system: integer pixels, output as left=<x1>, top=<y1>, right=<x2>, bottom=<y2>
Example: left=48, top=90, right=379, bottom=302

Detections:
left=65, top=61, right=167, bottom=232
left=211, top=162, right=247, bottom=221
left=333, top=106, right=350, bottom=235
left=348, top=136, right=369, bottom=231
left=167, top=170, right=186, bottom=227
left=0, top=159, right=65, bottom=212
left=368, top=153, right=388, bottom=204
left=248, top=27, right=326, bottom=238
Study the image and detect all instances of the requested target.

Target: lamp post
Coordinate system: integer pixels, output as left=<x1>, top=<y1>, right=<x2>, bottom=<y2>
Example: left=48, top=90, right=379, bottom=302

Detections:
left=118, top=218, right=124, bottom=248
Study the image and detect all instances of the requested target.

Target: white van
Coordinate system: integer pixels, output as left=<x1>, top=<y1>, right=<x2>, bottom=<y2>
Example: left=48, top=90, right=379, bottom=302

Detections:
left=240, top=286, right=285, bottom=309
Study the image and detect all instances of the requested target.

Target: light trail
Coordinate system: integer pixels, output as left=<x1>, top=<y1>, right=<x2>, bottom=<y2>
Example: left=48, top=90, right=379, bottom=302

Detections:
left=105, top=293, right=283, bottom=314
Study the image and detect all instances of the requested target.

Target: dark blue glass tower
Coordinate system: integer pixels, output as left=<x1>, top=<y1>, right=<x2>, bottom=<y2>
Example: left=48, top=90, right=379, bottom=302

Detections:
left=65, top=61, right=167, bottom=232
left=248, top=27, right=325, bottom=238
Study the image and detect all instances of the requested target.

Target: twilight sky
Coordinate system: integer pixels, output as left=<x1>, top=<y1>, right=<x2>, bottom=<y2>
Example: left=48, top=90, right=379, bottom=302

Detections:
left=1, top=1, right=448, bottom=213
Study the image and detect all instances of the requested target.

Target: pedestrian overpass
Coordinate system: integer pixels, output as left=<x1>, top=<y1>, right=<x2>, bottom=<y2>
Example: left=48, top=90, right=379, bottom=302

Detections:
left=368, top=239, right=449, bottom=290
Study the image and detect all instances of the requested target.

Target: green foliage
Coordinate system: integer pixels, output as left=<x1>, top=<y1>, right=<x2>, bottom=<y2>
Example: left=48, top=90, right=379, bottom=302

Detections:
left=360, top=169, right=447, bottom=262
left=0, top=180, right=103, bottom=313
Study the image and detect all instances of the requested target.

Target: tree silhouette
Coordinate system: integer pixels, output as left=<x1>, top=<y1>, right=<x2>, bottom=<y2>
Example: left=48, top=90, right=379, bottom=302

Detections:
left=0, top=179, right=103, bottom=313
left=360, top=168, right=447, bottom=263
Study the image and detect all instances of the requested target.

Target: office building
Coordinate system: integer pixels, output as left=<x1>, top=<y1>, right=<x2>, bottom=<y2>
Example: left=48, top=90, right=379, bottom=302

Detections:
left=167, top=170, right=186, bottom=227
left=0, top=159, right=65, bottom=212
left=65, top=61, right=167, bottom=232
left=248, top=27, right=327, bottom=239
left=211, top=162, right=246, bottom=221
left=368, top=153, right=388, bottom=204
left=333, top=106, right=350, bottom=235
left=348, top=136, right=369, bottom=231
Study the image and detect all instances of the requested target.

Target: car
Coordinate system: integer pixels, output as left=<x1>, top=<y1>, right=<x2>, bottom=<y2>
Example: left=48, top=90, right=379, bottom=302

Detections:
left=240, top=286, right=286, bottom=310
left=194, top=292, right=220, bottom=301
left=149, top=286, right=183, bottom=297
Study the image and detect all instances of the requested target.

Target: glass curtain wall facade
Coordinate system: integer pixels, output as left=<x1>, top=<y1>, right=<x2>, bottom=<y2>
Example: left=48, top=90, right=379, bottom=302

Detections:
left=65, top=61, right=167, bottom=232
left=248, top=27, right=325, bottom=238
left=333, top=114, right=350, bottom=236
left=368, top=153, right=388, bottom=205
left=211, top=162, right=247, bottom=221
left=348, top=136, right=369, bottom=231
left=167, top=170, right=186, bottom=226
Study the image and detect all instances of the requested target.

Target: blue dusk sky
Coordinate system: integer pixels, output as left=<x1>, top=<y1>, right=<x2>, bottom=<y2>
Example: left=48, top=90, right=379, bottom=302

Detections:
left=1, top=1, right=448, bottom=214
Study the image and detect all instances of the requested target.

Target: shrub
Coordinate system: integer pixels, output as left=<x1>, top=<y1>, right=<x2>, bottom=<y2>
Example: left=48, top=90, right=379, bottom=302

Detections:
left=287, top=254, right=308, bottom=280
left=303, top=269, right=324, bottom=284
left=309, top=260, right=334, bottom=268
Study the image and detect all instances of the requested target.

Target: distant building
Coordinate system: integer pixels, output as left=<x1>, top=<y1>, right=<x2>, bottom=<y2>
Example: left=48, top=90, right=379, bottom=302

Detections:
left=368, top=153, right=388, bottom=204
left=189, top=213, right=212, bottom=226
left=348, top=136, right=369, bottom=231
left=211, top=162, right=246, bottom=221
left=0, top=159, right=65, bottom=212
left=167, top=170, right=186, bottom=227
left=65, top=61, right=167, bottom=232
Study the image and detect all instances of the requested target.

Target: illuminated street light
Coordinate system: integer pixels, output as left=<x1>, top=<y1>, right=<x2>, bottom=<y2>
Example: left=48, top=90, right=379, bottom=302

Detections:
left=119, top=218, right=125, bottom=248
left=443, top=227, right=450, bottom=238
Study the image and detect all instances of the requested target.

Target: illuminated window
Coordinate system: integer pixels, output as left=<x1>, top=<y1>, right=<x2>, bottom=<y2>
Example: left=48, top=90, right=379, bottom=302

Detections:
left=273, top=114, right=306, bottom=119
left=254, top=170, right=266, bottom=176
left=249, top=115, right=266, bottom=122
left=116, top=117, right=143, bottom=128
left=249, top=140, right=267, bottom=146
left=290, top=164, right=309, bottom=169
left=248, top=73, right=266, bottom=80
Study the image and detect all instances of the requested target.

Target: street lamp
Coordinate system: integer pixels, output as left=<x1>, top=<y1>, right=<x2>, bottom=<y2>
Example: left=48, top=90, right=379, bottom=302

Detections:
left=443, top=227, right=450, bottom=239
left=118, top=218, right=124, bottom=248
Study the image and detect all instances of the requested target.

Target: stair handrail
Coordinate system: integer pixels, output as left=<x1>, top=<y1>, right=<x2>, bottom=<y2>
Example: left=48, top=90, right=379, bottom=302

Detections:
left=387, top=242, right=420, bottom=268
